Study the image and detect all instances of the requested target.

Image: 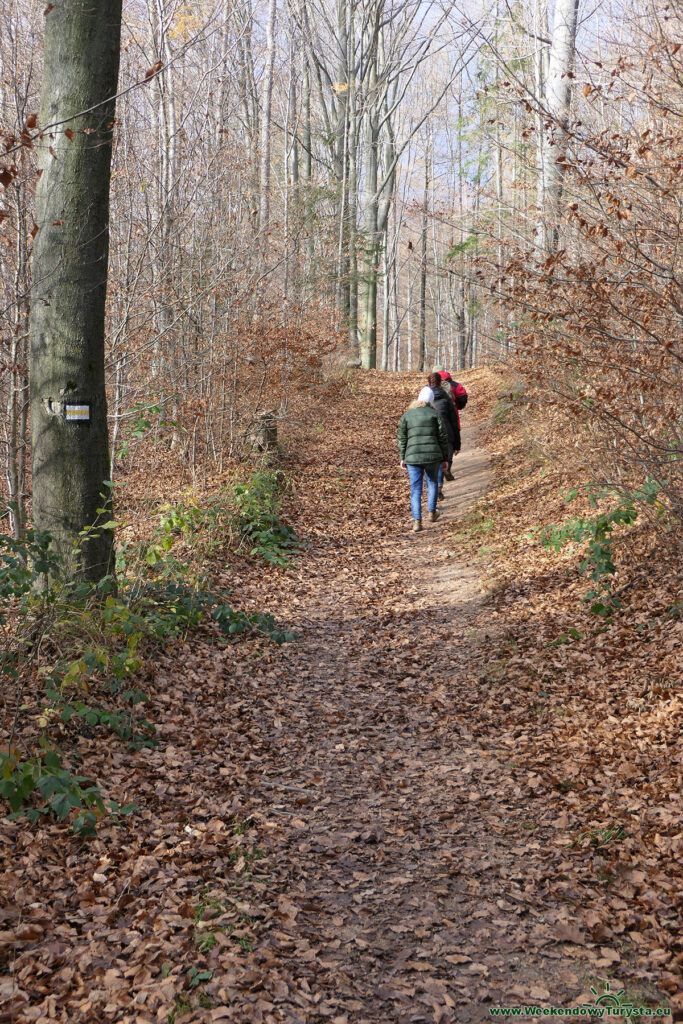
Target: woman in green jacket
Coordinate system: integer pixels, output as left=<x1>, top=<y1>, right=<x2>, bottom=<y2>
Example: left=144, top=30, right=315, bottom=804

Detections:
left=397, top=386, right=449, bottom=532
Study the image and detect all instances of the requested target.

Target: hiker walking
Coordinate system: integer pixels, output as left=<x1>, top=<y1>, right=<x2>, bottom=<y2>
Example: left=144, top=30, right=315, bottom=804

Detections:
left=397, top=386, right=449, bottom=533
left=427, top=372, right=460, bottom=499
left=433, top=367, right=468, bottom=480
left=438, top=370, right=468, bottom=420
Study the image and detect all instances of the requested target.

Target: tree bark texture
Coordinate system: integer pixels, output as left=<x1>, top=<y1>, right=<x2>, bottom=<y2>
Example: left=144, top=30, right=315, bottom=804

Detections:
left=359, top=89, right=379, bottom=369
left=259, top=0, right=277, bottom=234
left=417, top=139, right=429, bottom=373
left=29, top=0, right=122, bottom=581
left=541, top=0, right=579, bottom=252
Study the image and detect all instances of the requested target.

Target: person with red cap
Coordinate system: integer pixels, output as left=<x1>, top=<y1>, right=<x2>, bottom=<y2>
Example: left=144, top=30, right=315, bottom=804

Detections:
left=435, top=371, right=467, bottom=480
left=427, top=372, right=460, bottom=498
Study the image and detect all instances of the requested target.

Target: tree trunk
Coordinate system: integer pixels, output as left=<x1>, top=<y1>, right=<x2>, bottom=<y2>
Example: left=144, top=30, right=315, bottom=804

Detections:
left=429, top=146, right=442, bottom=366
left=334, top=0, right=350, bottom=317
left=259, top=0, right=277, bottom=233
left=29, top=0, right=122, bottom=582
left=301, top=55, right=315, bottom=282
left=541, top=0, right=579, bottom=252
left=347, top=10, right=359, bottom=355
left=359, top=83, right=379, bottom=368
left=381, top=237, right=390, bottom=370
left=406, top=270, right=413, bottom=371
left=284, top=45, right=298, bottom=300
left=534, top=0, right=550, bottom=229
left=417, top=137, right=429, bottom=372
left=455, top=83, right=466, bottom=371
left=149, top=0, right=178, bottom=443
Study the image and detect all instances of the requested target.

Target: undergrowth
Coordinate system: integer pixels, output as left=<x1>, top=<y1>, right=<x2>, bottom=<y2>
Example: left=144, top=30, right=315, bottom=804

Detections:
left=0, top=468, right=300, bottom=835
left=539, top=479, right=663, bottom=617
left=232, top=470, right=302, bottom=566
left=141, top=468, right=302, bottom=569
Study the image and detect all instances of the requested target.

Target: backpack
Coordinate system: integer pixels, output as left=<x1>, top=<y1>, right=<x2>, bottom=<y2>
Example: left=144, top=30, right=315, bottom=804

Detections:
left=452, top=382, right=468, bottom=411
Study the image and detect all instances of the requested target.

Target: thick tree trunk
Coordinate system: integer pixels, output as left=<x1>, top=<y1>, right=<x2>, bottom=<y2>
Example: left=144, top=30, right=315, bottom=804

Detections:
left=7, top=173, right=30, bottom=539
left=29, top=0, right=122, bottom=582
left=359, top=260, right=378, bottom=368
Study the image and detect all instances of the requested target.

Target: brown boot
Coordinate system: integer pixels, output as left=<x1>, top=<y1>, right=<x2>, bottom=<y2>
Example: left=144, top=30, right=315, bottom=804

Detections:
left=428, top=510, right=440, bottom=523
left=437, top=489, right=445, bottom=501
left=412, top=519, right=423, bottom=532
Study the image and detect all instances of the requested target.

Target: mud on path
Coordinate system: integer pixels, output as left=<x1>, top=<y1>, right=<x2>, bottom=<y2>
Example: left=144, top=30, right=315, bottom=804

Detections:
left=149, top=369, right=602, bottom=1023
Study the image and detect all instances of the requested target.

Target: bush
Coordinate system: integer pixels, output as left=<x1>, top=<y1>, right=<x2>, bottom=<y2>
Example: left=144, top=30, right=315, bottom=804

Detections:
left=233, top=470, right=302, bottom=567
left=0, top=484, right=298, bottom=833
left=540, top=480, right=660, bottom=616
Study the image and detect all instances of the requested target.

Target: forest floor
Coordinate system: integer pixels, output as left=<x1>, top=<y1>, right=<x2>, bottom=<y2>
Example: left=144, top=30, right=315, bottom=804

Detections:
left=1, top=369, right=680, bottom=1024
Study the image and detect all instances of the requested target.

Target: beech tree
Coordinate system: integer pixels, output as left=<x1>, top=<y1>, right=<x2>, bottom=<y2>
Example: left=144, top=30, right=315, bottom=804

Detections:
left=539, top=0, right=579, bottom=251
left=29, top=0, right=123, bottom=581
left=7, top=0, right=671, bottom=519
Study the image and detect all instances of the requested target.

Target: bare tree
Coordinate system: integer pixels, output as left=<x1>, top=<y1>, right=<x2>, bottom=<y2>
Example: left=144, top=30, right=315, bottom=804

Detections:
left=259, top=0, right=278, bottom=233
left=540, top=0, right=579, bottom=251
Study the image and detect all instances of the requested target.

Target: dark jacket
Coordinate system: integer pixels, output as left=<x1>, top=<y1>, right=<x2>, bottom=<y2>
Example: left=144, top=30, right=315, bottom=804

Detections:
left=398, top=403, right=449, bottom=465
left=432, top=386, right=461, bottom=451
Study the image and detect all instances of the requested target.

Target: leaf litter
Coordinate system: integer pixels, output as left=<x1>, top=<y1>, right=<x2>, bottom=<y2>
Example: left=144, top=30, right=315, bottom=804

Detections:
left=0, top=368, right=679, bottom=1023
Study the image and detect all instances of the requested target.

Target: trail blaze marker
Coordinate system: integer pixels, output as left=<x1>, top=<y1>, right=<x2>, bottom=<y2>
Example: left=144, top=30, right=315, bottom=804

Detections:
left=64, top=402, right=91, bottom=422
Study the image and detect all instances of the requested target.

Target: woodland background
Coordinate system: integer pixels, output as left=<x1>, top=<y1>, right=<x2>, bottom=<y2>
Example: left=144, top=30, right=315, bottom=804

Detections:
left=1, top=0, right=682, bottom=533
left=0, top=1, right=681, bottom=1020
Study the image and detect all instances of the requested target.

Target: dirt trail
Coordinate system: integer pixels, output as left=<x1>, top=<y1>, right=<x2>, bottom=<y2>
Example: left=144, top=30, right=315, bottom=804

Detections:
left=175, top=371, right=588, bottom=1023
left=3, top=370, right=675, bottom=1024
left=400, top=421, right=492, bottom=623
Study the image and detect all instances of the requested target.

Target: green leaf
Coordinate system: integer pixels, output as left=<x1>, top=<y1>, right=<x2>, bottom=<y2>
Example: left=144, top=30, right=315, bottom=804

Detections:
left=189, top=968, right=213, bottom=987
left=145, top=548, right=159, bottom=566
left=50, top=792, right=72, bottom=819
left=444, top=233, right=478, bottom=259
left=43, top=749, right=61, bottom=771
left=37, top=774, right=62, bottom=798
left=9, top=790, right=25, bottom=812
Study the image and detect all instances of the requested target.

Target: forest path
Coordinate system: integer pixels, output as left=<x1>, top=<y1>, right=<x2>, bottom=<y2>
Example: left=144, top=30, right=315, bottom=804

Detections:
left=163, top=369, right=587, bottom=1023
left=398, top=418, right=492, bottom=628
left=6, top=370, right=674, bottom=1024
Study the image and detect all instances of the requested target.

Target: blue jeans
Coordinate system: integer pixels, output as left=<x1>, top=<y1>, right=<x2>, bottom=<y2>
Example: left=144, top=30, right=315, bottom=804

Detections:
left=438, top=444, right=455, bottom=488
left=407, top=462, right=440, bottom=520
